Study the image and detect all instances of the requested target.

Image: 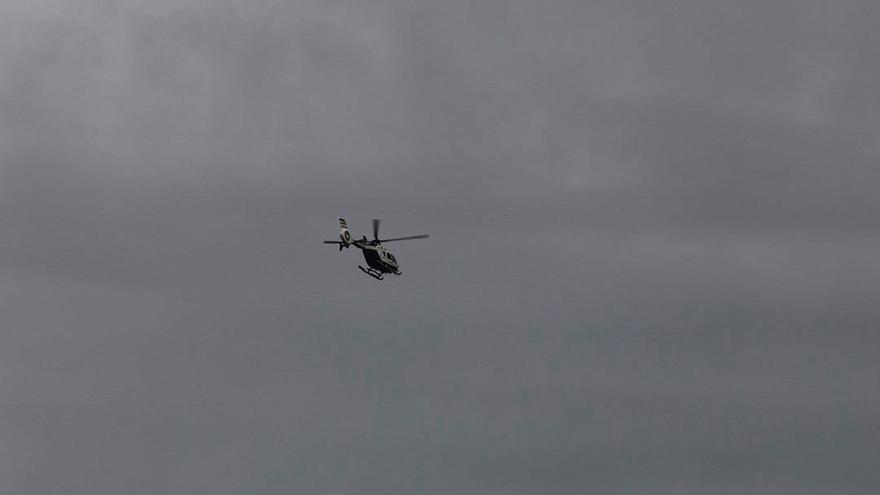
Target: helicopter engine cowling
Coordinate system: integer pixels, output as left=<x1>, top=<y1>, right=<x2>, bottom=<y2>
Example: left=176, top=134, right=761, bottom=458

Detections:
left=339, top=228, right=352, bottom=247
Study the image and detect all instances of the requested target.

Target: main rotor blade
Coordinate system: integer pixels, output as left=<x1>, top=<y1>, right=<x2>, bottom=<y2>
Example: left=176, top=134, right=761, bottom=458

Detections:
left=322, top=240, right=343, bottom=244
left=372, top=218, right=381, bottom=240
left=379, top=234, right=430, bottom=242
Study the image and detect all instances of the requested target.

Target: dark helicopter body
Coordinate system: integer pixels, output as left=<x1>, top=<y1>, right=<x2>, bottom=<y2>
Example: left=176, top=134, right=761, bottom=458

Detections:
left=323, top=218, right=428, bottom=280
left=355, top=237, right=400, bottom=275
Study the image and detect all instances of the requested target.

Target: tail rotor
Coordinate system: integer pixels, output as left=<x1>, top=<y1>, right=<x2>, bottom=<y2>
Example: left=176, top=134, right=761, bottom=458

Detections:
left=339, top=217, right=353, bottom=248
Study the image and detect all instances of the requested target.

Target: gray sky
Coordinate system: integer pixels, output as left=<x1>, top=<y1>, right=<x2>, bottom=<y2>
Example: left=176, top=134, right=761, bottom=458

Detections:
left=1, top=0, right=879, bottom=493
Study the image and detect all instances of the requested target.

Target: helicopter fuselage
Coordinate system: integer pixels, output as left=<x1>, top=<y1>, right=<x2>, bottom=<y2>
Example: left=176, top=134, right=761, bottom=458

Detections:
left=353, top=239, right=400, bottom=274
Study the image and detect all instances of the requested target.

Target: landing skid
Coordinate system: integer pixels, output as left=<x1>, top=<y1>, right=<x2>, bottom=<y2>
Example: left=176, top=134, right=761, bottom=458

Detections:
left=359, top=265, right=385, bottom=280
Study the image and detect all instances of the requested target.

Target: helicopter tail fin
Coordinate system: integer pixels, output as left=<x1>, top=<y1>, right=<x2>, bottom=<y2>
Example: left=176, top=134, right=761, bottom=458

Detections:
left=338, top=218, right=352, bottom=247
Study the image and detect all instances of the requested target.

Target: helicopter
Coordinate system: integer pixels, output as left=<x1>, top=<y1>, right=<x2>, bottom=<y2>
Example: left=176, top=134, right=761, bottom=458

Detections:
left=323, top=217, right=429, bottom=280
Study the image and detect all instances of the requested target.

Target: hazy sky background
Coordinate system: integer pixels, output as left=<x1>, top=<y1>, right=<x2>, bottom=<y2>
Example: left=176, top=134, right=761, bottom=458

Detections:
left=1, top=0, right=879, bottom=493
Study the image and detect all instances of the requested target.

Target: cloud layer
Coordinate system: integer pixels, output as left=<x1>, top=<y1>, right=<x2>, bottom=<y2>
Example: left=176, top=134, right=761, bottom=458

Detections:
left=1, top=1, right=878, bottom=493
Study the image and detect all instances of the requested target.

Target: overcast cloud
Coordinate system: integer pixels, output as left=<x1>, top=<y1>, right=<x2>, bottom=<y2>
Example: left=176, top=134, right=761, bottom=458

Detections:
left=1, top=0, right=878, bottom=493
